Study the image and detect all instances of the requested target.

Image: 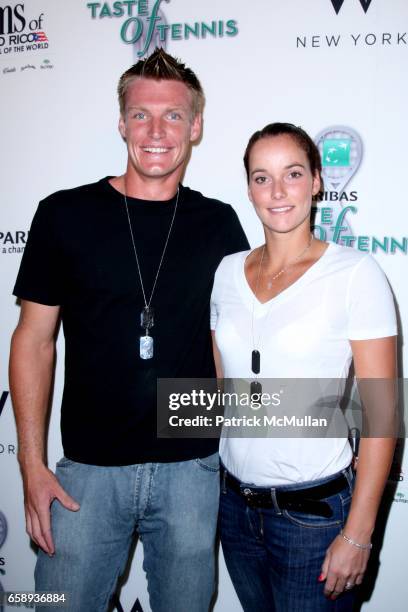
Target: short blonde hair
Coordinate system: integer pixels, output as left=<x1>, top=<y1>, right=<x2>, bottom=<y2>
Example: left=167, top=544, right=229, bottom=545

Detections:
left=118, top=47, right=204, bottom=117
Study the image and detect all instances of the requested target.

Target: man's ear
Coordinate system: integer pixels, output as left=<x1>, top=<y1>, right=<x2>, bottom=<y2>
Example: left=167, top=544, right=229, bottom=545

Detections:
left=190, top=113, right=202, bottom=143
left=119, top=115, right=126, bottom=141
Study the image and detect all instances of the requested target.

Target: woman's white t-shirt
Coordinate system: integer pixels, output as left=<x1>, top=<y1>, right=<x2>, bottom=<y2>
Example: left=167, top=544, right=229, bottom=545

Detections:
left=210, top=242, right=397, bottom=486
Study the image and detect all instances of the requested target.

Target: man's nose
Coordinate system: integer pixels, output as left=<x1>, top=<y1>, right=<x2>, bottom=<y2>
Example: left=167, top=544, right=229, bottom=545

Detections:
left=149, top=117, right=165, bottom=139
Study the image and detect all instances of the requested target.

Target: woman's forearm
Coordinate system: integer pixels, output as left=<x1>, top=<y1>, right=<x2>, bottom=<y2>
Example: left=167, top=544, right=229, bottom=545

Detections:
left=343, top=437, right=396, bottom=542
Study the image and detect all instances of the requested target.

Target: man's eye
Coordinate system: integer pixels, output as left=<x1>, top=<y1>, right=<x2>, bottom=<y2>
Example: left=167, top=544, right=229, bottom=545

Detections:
left=132, top=112, right=146, bottom=119
left=168, top=112, right=182, bottom=120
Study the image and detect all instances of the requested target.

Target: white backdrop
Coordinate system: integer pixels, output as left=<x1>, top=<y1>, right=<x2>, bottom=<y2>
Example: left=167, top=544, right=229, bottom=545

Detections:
left=1, top=1, right=407, bottom=610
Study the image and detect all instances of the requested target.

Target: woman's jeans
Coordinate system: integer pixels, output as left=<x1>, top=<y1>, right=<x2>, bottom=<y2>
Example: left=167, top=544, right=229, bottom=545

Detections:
left=35, top=453, right=220, bottom=612
left=220, top=466, right=355, bottom=612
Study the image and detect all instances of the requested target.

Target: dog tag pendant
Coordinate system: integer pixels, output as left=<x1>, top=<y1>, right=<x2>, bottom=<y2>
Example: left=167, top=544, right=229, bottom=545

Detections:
left=140, top=333, right=153, bottom=359
left=141, top=306, right=154, bottom=330
left=250, top=380, right=262, bottom=397
left=251, top=350, right=260, bottom=374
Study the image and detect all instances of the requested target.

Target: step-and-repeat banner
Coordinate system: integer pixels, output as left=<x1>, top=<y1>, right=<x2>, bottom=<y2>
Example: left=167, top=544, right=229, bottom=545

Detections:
left=1, top=1, right=407, bottom=610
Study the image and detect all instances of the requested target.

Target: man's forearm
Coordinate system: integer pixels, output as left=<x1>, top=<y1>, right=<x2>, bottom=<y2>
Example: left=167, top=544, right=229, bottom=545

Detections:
left=9, top=310, right=78, bottom=555
left=9, top=327, right=55, bottom=469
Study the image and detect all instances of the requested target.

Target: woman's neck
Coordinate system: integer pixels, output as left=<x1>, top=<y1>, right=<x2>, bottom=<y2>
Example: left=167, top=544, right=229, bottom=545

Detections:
left=262, top=227, right=313, bottom=272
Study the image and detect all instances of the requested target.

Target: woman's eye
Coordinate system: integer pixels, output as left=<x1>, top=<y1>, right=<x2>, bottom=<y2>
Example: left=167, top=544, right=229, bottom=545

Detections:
left=289, top=171, right=302, bottom=179
left=254, top=176, right=267, bottom=184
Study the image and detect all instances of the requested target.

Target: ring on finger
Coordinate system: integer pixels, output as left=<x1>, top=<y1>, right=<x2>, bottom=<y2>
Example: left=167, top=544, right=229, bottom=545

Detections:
left=345, top=582, right=354, bottom=590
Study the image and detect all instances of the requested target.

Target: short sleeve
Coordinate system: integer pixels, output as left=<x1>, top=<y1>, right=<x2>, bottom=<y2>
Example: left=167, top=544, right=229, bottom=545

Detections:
left=210, top=296, right=218, bottom=330
left=224, top=206, right=250, bottom=256
left=210, top=258, right=226, bottom=330
left=346, top=255, right=397, bottom=340
left=13, top=200, right=63, bottom=306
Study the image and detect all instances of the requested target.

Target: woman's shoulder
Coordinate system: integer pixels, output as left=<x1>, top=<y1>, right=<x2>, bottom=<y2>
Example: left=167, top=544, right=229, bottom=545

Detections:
left=323, top=242, right=378, bottom=272
left=216, top=249, right=250, bottom=276
left=325, top=241, right=368, bottom=263
left=323, top=243, right=391, bottom=293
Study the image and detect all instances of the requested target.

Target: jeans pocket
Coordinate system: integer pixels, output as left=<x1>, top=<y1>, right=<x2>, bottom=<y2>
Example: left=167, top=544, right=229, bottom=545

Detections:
left=55, top=456, right=77, bottom=469
left=195, top=452, right=220, bottom=472
left=282, top=493, right=344, bottom=529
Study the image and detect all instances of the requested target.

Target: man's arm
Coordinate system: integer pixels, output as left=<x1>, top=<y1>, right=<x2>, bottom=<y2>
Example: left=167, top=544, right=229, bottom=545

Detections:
left=9, top=300, right=79, bottom=555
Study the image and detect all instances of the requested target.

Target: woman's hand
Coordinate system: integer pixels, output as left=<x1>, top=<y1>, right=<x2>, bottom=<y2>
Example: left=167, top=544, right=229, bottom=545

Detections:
left=319, top=533, right=371, bottom=599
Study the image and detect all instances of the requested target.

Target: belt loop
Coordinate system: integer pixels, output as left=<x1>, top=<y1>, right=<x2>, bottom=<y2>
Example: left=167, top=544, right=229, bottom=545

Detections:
left=270, top=487, right=282, bottom=515
left=221, top=468, right=227, bottom=494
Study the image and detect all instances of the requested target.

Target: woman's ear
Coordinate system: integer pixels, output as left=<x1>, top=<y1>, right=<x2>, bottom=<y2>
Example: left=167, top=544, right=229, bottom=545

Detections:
left=312, top=171, right=321, bottom=196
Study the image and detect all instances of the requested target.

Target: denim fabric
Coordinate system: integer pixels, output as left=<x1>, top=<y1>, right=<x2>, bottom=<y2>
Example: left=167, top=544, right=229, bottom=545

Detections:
left=35, top=453, right=220, bottom=612
left=219, top=467, right=355, bottom=612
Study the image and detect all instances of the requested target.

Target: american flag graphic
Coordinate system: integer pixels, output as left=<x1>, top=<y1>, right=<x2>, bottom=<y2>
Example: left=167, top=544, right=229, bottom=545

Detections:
left=33, top=31, right=48, bottom=42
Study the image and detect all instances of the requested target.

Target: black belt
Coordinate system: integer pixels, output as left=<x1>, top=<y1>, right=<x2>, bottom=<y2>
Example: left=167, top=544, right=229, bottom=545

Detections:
left=223, top=469, right=349, bottom=518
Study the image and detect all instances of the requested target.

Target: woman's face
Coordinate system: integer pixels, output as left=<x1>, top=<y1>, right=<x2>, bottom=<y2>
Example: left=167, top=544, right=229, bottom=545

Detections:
left=247, top=134, right=320, bottom=235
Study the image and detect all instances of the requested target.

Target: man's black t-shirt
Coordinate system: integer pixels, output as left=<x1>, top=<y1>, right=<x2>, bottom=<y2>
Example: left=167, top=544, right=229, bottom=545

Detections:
left=13, top=178, right=249, bottom=465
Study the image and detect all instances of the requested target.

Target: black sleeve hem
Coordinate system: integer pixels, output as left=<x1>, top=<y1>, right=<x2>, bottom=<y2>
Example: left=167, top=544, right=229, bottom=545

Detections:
left=12, top=290, right=61, bottom=307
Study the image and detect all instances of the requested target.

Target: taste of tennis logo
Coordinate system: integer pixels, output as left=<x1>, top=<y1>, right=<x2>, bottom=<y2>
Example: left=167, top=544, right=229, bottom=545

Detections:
left=86, top=0, right=238, bottom=59
left=313, top=126, right=407, bottom=255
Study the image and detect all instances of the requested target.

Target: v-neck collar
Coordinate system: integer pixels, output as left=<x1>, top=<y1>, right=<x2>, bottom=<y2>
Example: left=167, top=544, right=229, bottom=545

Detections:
left=237, top=241, right=335, bottom=313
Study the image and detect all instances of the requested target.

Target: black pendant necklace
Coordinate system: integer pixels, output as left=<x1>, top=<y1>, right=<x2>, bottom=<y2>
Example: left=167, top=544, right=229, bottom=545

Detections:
left=251, top=349, right=260, bottom=374
left=251, top=351, right=261, bottom=398
left=250, top=246, right=266, bottom=397
left=250, top=350, right=262, bottom=397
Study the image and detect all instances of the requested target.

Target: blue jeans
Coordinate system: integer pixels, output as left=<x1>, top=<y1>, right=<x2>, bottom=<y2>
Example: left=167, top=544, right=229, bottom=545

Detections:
left=35, top=453, right=220, bottom=612
left=219, top=467, right=355, bottom=612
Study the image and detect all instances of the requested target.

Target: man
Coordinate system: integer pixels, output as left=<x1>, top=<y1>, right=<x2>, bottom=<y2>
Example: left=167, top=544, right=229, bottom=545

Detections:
left=9, top=49, right=249, bottom=612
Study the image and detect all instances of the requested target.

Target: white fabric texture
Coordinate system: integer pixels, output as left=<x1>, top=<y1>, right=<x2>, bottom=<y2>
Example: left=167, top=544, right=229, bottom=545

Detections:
left=211, top=242, right=397, bottom=486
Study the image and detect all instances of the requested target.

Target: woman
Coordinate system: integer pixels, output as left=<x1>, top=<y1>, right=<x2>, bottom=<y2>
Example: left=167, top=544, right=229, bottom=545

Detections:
left=211, top=123, right=397, bottom=611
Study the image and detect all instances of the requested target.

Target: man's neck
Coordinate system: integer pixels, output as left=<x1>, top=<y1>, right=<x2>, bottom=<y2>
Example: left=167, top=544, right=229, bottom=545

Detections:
left=111, top=171, right=181, bottom=201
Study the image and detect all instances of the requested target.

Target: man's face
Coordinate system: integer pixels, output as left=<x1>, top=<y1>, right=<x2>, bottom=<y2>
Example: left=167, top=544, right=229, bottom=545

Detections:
left=119, top=77, right=202, bottom=182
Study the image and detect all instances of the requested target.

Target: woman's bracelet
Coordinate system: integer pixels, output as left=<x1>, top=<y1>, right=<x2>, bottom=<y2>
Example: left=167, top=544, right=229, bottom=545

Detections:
left=340, top=530, right=373, bottom=550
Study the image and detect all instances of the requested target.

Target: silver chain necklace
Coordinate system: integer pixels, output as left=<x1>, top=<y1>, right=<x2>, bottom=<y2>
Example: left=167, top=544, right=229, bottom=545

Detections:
left=264, top=234, right=314, bottom=289
left=250, top=234, right=314, bottom=396
left=123, top=186, right=180, bottom=359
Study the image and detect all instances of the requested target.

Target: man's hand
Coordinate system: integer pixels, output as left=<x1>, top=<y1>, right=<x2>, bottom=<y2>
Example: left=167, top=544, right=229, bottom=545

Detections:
left=22, top=464, right=80, bottom=555
left=319, top=534, right=370, bottom=599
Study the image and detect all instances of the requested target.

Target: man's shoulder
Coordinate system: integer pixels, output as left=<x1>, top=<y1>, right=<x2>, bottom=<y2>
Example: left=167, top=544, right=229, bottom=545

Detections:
left=41, top=177, right=106, bottom=208
left=182, top=185, right=234, bottom=213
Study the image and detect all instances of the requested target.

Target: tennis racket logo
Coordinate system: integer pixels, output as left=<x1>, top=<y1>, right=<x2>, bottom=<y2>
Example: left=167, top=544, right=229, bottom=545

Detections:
left=314, top=126, right=363, bottom=243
